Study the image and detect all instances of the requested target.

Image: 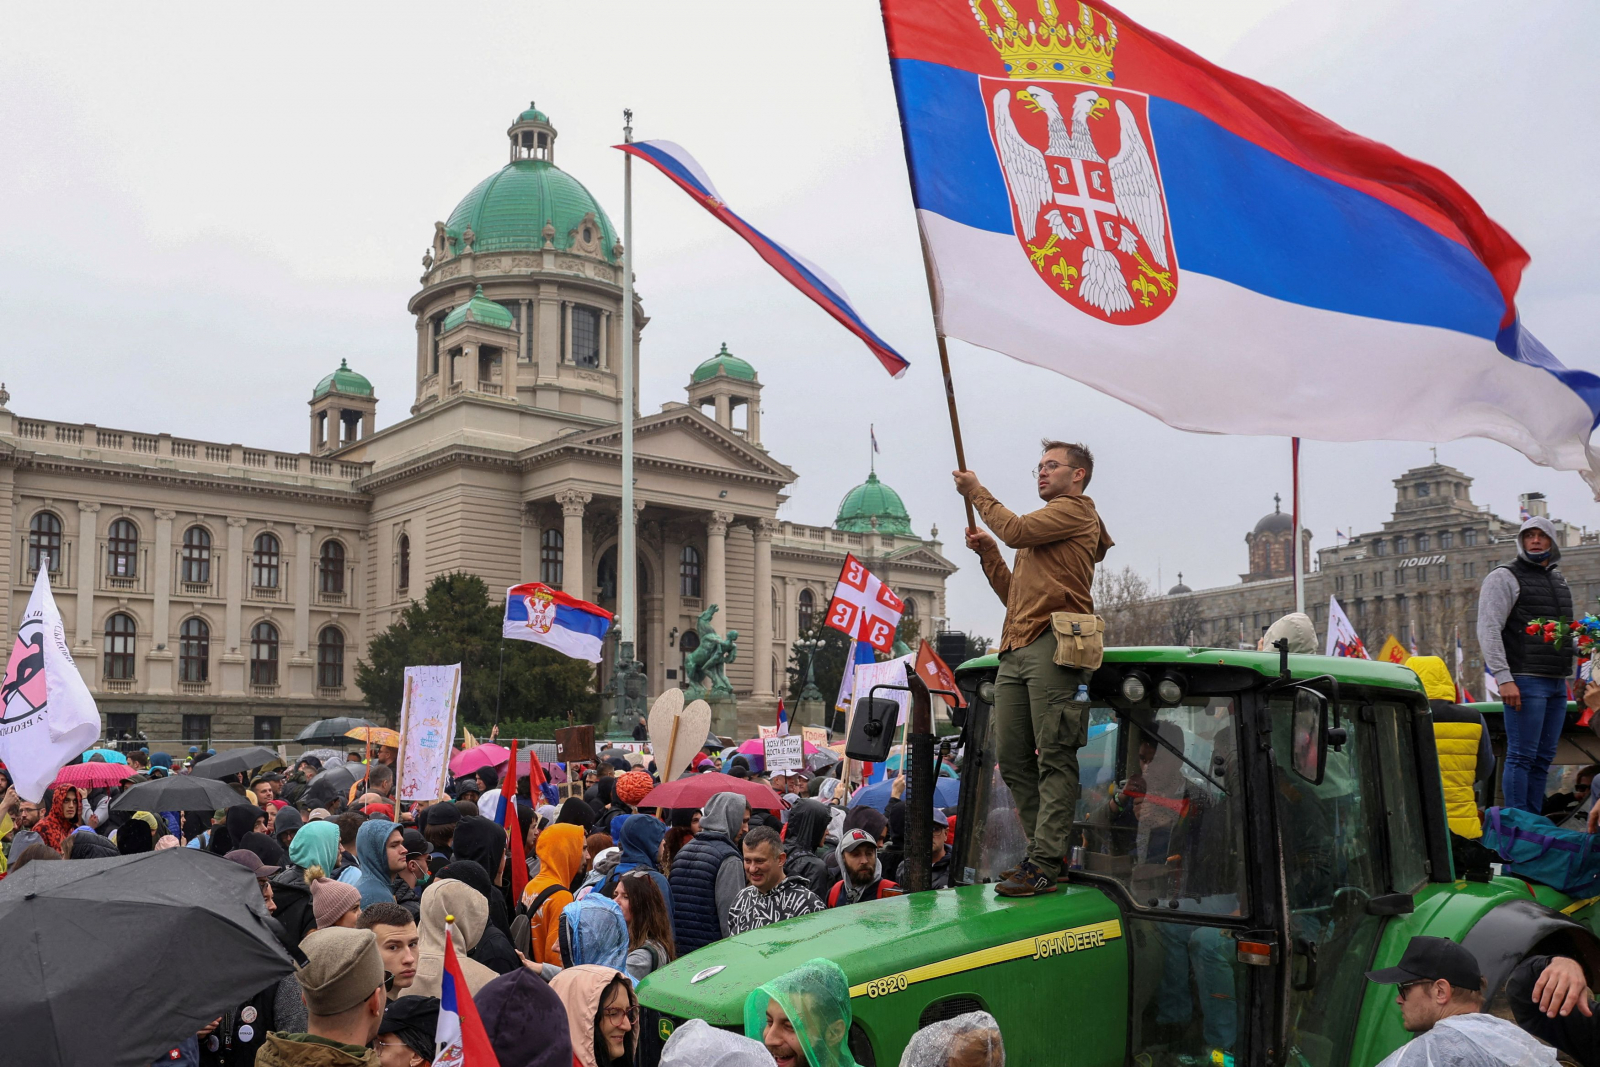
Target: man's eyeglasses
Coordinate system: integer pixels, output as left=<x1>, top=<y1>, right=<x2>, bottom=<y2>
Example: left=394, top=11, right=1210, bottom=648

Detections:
left=1032, top=461, right=1080, bottom=477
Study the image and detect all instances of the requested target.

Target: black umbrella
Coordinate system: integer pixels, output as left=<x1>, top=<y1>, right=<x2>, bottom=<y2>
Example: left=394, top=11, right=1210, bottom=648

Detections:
left=0, top=849, right=293, bottom=1067
left=110, top=774, right=255, bottom=812
left=301, top=761, right=363, bottom=808
left=191, top=745, right=283, bottom=781
left=295, top=716, right=378, bottom=743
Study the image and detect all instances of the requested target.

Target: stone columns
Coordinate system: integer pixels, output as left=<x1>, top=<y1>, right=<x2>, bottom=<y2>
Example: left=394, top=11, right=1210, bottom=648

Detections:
left=152, top=509, right=175, bottom=648
left=713, top=394, right=730, bottom=429
left=75, top=502, right=99, bottom=646
left=225, top=517, right=246, bottom=653
left=520, top=300, right=531, bottom=363
left=464, top=344, right=479, bottom=393
left=752, top=518, right=776, bottom=697
left=294, top=524, right=314, bottom=656
left=557, top=490, right=591, bottom=595
left=706, top=511, right=731, bottom=617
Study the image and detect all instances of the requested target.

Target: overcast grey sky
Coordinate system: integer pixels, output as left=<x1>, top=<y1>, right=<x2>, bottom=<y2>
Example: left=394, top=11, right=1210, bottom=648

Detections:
left=3, top=0, right=1596, bottom=641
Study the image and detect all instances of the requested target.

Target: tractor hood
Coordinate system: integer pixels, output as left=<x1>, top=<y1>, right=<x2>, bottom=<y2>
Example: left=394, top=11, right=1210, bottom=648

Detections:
left=637, top=881, right=1123, bottom=1025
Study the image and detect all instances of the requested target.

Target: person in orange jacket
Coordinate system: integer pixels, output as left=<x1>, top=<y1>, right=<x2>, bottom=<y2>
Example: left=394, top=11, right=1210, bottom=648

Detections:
left=523, top=822, right=584, bottom=965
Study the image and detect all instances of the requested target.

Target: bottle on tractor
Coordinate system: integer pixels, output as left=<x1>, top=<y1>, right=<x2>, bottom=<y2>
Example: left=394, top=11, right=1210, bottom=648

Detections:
left=635, top=642, right=1600, bottom=1067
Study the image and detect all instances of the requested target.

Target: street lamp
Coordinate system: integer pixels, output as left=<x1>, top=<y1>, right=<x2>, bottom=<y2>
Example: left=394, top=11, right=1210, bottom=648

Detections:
left=795, top=631, right=826, bottom=706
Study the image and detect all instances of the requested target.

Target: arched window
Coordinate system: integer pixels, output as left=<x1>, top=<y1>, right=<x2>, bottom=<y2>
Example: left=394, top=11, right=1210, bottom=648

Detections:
left=107, top=518, right=139, bottom=578
left=181, top=526, right=211, bottom=584
left=680, top=545, right=702, bottom=598
left=104, top=613, right=136, bottom=681
left=320, top=540, right=345, bottom=595
left=252, top=533, right=280, bottom=589
left=904, top=597, right=918, bottom=619
left=797, top=588, right=815, bottom=634
left=179, top=618, right=210, bottom=683
left=317, top=627, right=344, bottom=688
left=397, top=534, right=410, bottom=591
left=541, top=529, right=564, bottom=587
left=250, top=622, right=279, bottom=686
left=29, top=512, right=62, bottom=574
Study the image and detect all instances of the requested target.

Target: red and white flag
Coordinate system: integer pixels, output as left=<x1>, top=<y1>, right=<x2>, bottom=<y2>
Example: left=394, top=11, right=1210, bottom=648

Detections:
left=0, top=569, right=102, bottom=802
left=824, top=554, right=904, bottom=655
left=914, top=640, right=966, bottom=709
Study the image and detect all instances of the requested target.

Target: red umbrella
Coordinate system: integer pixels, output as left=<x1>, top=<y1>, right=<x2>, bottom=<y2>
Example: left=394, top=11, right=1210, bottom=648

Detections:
left=637, top=771, right=785, bottom=812
left=55, top=762, right=136, bottom=790
left=449, top=744, right=509, bottom=778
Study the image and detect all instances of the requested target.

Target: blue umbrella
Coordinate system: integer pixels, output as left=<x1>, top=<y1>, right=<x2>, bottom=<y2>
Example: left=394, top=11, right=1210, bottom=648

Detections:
left=79, top=748, right=128, bottom=765
left=883, top=752, right=958, bottom=779
left=849, top=775, right=960, bottom=812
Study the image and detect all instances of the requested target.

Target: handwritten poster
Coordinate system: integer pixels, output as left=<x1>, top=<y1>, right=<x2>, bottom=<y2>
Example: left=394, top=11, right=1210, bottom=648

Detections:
left=397, top=663, right=462, bottom=801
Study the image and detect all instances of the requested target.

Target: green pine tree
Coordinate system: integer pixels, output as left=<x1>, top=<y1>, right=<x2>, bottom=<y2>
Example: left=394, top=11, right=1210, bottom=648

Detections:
left=356, top=572, right=601, bottom=729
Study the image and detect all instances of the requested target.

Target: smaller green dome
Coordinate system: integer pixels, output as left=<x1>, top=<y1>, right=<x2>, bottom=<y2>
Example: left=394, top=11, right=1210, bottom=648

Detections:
left=835, top=471, right=913, bottom=536
left=691, top=343, right=756, bottom=384
left=313, top=358, right=373, bottom=399
left=442, top=285, right=515, bottom=332
left=518, top=103, right=549, bottom=124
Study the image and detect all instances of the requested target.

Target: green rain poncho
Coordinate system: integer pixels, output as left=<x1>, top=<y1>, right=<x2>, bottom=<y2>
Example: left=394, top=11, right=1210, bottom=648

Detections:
left=744, top=958, right=859, bottom=1067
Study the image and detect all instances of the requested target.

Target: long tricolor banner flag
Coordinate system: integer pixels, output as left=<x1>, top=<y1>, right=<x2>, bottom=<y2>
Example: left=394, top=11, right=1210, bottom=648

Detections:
left=880, top=0, right=1600, bottom=491
left=617, top=139, right=910, bottom=379
left=504, top=583, right=613, bottom=663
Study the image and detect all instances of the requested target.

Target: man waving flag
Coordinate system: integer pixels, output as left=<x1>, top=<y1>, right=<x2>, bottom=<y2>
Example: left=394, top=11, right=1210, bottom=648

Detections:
left=880, top=0, right=1600, bottom=490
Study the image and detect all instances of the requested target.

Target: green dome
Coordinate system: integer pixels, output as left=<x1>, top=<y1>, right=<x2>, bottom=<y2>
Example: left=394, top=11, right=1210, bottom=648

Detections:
left=691, top=343, right=756, bottom=384
left=835, top=472, right=913, bottom=536
left=442, top=285, right=515, bottom=332
left=518, top=104, right=549, bottom=123
left=313, top=359, right=373, bottom=399
left=445, top=158, right=617, bottom=263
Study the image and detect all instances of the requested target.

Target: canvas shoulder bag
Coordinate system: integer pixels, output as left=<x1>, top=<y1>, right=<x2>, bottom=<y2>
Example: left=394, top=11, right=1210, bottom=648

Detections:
left=1050, top=612, right=1105, bottom=670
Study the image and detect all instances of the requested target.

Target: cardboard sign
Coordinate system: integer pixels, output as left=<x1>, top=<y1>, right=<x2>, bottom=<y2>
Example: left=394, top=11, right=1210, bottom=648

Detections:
left=802, top=726, right=829, bottom=749
left=555, top=724, right=596, bottom=763
left=397, top=664, right=462, bottom=802
left=764, top=734, right=804, bottom=775
left=757, top=725, right=777, bottom=739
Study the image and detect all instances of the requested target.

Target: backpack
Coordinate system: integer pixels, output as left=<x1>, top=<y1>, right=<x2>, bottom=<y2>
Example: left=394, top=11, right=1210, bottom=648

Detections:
left=1482, top=806, right=1600, bottom=895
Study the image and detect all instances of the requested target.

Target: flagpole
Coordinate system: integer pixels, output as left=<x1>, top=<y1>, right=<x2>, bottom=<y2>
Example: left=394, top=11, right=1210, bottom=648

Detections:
left=1292, top=438, right=1304, bottom=616
left=619, top=107, right=638, bottom=683
left=912, top=227, right=977, bottom=531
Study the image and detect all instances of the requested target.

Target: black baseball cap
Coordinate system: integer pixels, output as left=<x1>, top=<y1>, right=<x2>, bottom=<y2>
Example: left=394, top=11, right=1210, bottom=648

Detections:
left=401, top=828, right=428, bottom=858
left=1365, top=936, right=1481, bottom=990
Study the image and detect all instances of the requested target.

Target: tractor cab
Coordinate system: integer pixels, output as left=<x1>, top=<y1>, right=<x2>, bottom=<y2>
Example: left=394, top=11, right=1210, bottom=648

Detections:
left=637, top=647, right=1600, bottom=1067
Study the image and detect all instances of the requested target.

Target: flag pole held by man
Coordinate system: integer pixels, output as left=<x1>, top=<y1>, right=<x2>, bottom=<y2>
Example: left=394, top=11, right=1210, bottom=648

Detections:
left=955, top=440, right=1112, bottom=896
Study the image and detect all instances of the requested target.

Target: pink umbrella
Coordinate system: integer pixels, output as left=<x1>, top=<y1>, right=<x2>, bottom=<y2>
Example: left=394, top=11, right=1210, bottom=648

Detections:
left=55, top=762, right=136, bottom=790
left=735, top=738, right=821, bottom=756
left=449, top=744, right=510, bottom=778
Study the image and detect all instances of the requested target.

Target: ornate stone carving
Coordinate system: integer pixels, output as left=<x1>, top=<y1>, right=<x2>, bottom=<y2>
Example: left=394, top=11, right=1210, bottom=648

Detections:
left=541, top=222, right=556, bottom=249
left=558, top=256, right=584, bottom=274
left=294, top=523, right=316, bottom=535
left=511, top=255, right=534, bottom=269
left=752, top=517, right=779, bottom=541
left=226, top=516, right=248, bottom=528
left=556, top=489, right=591, bottom=518
left=440, top=263, right=462, bottom=280
left=77, top=501, right=100, bottom=513
left=575, top=371, right=601, bottom=382
left=461, top=226, right=476, bottom=253
left=477, top=256, right=502, bottom=272
left=422, top=249, right=433, bottom=270
left=707, top=511, right=734, bottom=536
left=590, top=509, right=618, bottom=551
left=154, top=509, right=177, bottom=521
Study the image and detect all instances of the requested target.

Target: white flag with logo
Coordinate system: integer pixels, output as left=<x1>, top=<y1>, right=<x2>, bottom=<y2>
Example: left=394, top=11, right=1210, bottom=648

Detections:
left=1, top=569, right=102, bottom=801
left=1324, top=596, right=1370, bottom=659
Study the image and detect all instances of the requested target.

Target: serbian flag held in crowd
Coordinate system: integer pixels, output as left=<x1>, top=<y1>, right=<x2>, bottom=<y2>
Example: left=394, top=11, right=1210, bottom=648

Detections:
left=617, top=139, right=909, bottom=379
left=434, top=926, right=500, bottom=1067
left=503, top=583, right=613, bottom=663
left=881, top=1, right=1600, bottom=489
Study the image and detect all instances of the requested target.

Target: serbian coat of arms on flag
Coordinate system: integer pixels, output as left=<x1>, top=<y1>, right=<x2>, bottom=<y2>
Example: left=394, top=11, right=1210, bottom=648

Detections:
left=980, top=1, right=1177, bottom=322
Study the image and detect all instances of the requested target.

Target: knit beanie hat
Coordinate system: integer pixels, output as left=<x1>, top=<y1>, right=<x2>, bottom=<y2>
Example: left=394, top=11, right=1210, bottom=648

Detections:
left=615, top=769, right=654, bottom=805
left=305, top=864, right=363, bottom=930
left=297, top=927, right=384, bottom=1015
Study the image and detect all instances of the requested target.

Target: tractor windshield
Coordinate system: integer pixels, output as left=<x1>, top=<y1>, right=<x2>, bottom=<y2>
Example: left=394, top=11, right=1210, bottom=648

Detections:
left=964, top=697, right=1248, bottom=913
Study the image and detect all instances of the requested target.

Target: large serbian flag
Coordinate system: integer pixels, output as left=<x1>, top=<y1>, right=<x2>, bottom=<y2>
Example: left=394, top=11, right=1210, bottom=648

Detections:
left=617, top=139, right=909, bottom=379
left=824, top=554, right=905, bottom=655
left=881, top=1, right=1600, bottom=490
left=503, top=583, right=613, bottom=663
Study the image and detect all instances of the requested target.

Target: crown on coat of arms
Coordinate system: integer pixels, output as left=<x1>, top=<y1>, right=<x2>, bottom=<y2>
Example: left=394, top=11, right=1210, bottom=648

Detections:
left=970, top=0, right=1118, bottom=87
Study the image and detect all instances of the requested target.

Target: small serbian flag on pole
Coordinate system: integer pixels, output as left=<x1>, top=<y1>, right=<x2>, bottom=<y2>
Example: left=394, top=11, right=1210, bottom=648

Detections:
left=617, top=139, right=909, bottom=379
left=775, top=699, right=788, bottom=737
left=503, top=583, right=613, bottom=663
left=434, top=923, right=500, bottom=1067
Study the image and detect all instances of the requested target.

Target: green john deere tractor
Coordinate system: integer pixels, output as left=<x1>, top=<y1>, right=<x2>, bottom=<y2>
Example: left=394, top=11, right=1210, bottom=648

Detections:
left=637, top=646, right=1600, bottom=1067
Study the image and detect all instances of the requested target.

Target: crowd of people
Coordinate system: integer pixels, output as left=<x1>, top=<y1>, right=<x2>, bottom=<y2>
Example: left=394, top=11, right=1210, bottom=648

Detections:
left=0, top=734, right=980, bottom=1067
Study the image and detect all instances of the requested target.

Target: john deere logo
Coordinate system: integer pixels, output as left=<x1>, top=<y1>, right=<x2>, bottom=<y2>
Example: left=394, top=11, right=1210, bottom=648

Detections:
left=658, top=1019, right=674, bottom=1042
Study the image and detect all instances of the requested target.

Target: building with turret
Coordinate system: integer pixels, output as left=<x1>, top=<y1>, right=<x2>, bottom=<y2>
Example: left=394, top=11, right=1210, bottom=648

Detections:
left=1159, top=463, right=1600, bottom=697
left=0, top=103, right=954, bottom=745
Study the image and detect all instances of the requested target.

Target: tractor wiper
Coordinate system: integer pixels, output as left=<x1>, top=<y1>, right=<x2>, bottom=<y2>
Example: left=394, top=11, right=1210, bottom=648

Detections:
left=1116, top=709, right=1231, bottom=795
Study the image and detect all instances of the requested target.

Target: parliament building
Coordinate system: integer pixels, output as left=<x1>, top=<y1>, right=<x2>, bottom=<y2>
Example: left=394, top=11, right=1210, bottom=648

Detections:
left=1161, top=463, right=1600, bottom=697
left=0, top=103, right=955, bottom=746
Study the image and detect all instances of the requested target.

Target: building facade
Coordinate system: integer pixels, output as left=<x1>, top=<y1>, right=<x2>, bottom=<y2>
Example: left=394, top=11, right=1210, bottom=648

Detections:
left=1162, top=463, right=1600, bottom=696
left=0, top=104, right=953, bottom=746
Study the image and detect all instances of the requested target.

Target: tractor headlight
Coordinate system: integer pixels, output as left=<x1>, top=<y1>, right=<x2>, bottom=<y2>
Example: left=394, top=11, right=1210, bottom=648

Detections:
left=1120, top=673, right=1148, bottom=703
left=977, top=680, right=997, bottom=706
left=1156, top=676, right=1184, bottom=705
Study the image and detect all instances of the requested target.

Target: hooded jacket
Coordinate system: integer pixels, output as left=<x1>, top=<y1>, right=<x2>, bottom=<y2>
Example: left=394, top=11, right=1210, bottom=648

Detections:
left=1261, top=612, right=1317, bottom=655
left=216, top=805, right=264, bottom=857
left=526, top=823, right=585, bottom=966
left=559, top=894, right=631, bottom=971
left=437, top=859, right=519, bottom=975
left=1407, top=654, right=1494, bottom=839
left=351, top=819, right=400, bottom=908
left=452, top=815, right=512, bottom=939
left=603, top=814, right=671, bottom=907
left=828, top=837, right=897, bottom=907
left=782, top=800, right=833, bottom=898
left=272, top=820, right=341, bottom=949
left=668, top=792, right=747, bottom=952
left=476, top=967, right=574, bottom=1067
left=34, top=786, right=83, bottom=851
left=551, top=965, right=637, bottom=1067
left=411, top=877, right=497, bottom=1000
left=1478, top=515, right=1575, bottom=682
